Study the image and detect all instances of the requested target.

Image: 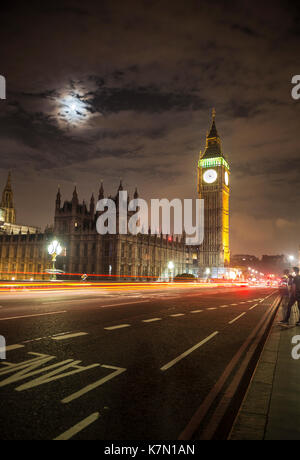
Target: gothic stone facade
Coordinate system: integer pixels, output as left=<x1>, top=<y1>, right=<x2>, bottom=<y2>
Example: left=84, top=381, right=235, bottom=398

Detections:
left=54, top=184, right=190, bottom=280
left=0, top=231, right=53, bottom=280
left=0, top=182, right=193, bottom=281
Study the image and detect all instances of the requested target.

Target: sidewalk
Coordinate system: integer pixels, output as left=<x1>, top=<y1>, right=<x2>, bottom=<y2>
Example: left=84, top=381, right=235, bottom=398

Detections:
left=230, top=302, right=300, bottom=440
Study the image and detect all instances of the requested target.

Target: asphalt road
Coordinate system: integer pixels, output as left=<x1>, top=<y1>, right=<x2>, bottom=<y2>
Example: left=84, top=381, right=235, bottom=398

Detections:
left=0, top=283, right=276, bottom=440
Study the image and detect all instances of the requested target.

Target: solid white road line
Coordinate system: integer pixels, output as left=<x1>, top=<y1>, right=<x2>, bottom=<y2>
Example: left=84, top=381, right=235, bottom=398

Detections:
left=249, top=303, right=258, bottom=310
left=0, top=344, right=24, bottom=353
left=229, top=312, right=246, bottom=324
left=54, top=412, right=100, bottom=440
left=43, top=297, right=103, bottom=305
left=170, top=313, right=185, bottom=317
left=142, top=318, right=162, bottom=323
left=190, top=310, right=203, bottom=313
left=0, top=311, right=67, bottom=321
left=62, top=365, right=126, bottom=404
left=104, top=324, right=131, bottom=331
left=160, top=331, right=219, bottom=371
left=52, top=332, right=88, bottom=341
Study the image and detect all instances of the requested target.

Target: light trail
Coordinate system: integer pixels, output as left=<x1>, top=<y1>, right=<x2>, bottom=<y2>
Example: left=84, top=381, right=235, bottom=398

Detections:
left=0, top=280, right=250, bottom=293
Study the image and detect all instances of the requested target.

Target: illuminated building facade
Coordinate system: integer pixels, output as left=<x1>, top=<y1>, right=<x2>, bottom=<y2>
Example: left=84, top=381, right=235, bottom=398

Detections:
left=0, top=111, right=231, bottom=281
left=54, top=183, right=191, bottom=280
left=197, top=110, right=230, bottom=277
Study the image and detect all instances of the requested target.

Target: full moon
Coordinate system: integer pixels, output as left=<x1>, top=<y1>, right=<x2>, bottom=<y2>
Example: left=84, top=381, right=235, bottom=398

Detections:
left=58, top=94, right=90, bottom=125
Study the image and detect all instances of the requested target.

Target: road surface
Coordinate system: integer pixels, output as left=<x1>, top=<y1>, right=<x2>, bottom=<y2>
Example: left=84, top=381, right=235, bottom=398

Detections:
left=0, top=283, right=276, bottom=440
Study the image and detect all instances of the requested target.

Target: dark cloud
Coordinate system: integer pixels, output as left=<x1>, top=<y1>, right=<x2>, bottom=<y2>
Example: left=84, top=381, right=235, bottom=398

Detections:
left=231, top=24, right=259, bottom=37
left=92, top=85, right=206, bottom=114
left=0, top=0, right=299, bottom=255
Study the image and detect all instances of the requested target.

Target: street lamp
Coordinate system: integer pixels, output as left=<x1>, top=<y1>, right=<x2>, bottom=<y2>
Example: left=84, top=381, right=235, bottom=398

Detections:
left=288, top=255, right=296, bottom=271
left=205, top=267, right=211, bottom=281
left=168, top=261, right=174, bottom=282
left=48, top=240, right=62, bottom=280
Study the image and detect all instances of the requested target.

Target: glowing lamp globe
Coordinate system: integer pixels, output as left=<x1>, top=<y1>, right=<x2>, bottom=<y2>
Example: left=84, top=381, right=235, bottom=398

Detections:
left=48, top=240, right=62, bottom=256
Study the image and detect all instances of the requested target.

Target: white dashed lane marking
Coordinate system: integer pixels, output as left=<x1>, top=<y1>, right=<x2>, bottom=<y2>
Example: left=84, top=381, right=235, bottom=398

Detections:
left=0, top=311, right=67, bottom=321
left=0, top=344, right=24, bottom=353
left=99, top=295, right=271, bottom=331
left=249, top=303, right=258, bottom=310
left=229, top=312, right=246, bottom=324
left=104, top=324, right=131, bottom=331
left=142, top=318, right=162, bottom=323
left=52, top=332, right=88, bottom=341
left=160, top=331, right=219, bottom=371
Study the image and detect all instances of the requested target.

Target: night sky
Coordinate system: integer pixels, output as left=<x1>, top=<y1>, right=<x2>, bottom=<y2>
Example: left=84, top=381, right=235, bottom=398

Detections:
left=0, top=0, right=299, bottom=256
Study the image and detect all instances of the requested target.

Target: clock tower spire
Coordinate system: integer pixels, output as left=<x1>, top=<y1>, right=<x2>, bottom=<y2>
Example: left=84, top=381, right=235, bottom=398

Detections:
left=197, top=110, right=230, bottom=277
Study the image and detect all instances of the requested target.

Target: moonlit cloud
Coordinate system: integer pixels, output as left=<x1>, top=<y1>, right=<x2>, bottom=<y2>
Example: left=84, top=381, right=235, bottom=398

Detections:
left=0, top=0, right=299, bottom=255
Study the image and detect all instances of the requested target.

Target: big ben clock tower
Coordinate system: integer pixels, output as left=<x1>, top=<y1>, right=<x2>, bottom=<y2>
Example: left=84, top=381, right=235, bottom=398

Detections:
left=197, top=110, right=230, bottom=276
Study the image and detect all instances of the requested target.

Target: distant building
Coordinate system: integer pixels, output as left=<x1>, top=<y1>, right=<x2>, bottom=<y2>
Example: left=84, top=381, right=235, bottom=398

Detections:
left=260, top=255, right=286, bottom=275
left=0, top=173, right=39, bottom=235
left=0, top=173, right=48, bottom=280
left=231, top=254, right=260, bottom=268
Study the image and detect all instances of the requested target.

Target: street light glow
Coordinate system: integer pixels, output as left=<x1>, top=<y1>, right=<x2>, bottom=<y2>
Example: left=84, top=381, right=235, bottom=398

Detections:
left=48, top=240, right=62, bottom=256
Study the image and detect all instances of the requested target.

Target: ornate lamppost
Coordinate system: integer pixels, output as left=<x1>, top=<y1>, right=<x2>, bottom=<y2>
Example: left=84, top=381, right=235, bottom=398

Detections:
left=168, top=261, right=174, bottom=282
left=48, top=240, right=62, bottom=280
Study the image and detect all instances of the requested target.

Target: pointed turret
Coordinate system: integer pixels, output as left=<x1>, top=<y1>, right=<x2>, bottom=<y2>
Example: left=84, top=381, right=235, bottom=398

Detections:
left=71, top=185, right=79, bottom=214
left=1, top=171, right=16, bottom=224
left=6, top=172, right=12, bottom=190
left=56, top=186, right=61, bottom=210
left=90, top=193, right=95, bottom=214
left=72, top=185, right=78, bottom=202
left=201, top=108, right=223, bottom=159
left=118, top=179, right=123, bottom=192
left=134, top=187, right=139, bottom=199
left=207, top=108, right=218, bottom=138
left=98, top=181, right=104, bottom=200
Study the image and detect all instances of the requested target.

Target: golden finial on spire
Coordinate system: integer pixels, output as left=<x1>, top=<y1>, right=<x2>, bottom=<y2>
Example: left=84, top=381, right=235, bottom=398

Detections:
left=212, top=107, right=216, bottom=119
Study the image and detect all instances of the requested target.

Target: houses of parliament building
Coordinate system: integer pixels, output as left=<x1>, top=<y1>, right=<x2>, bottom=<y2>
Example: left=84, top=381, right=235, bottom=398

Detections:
left=0, top=112, right=231, bottom=281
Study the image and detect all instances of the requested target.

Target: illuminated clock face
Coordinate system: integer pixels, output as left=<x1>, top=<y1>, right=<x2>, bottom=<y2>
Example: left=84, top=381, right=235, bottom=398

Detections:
left=225, top=171, right=229, bottom=186
left=203, top=169, right=218, bottom=184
